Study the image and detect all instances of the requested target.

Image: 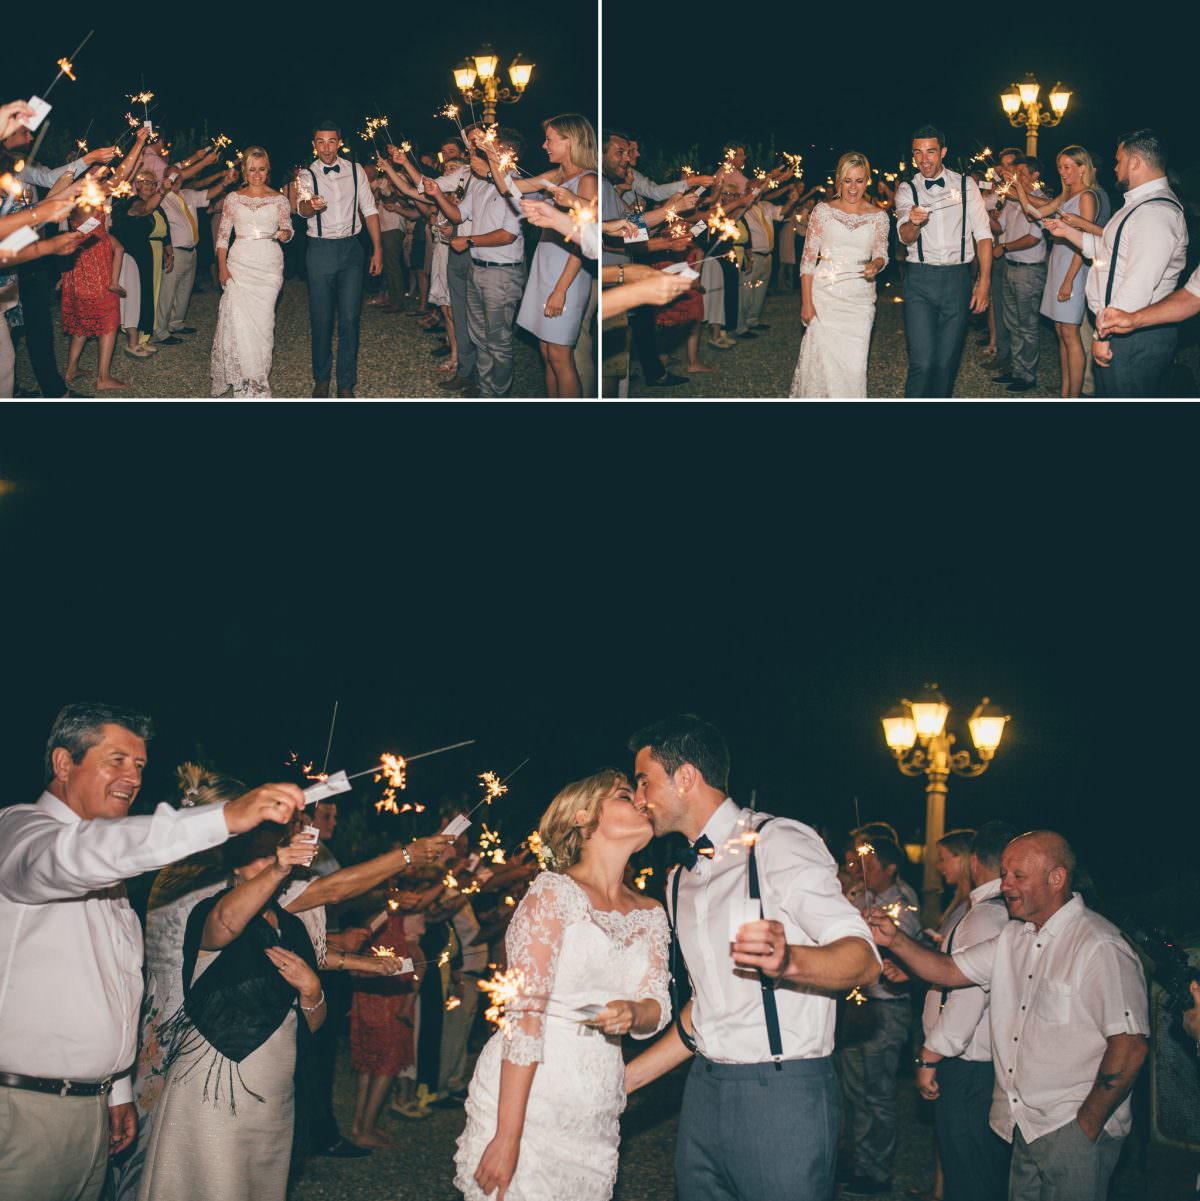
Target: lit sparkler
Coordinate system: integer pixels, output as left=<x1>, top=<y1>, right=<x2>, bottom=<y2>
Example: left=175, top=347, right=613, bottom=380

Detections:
left=634, top=866, right=654, bottom=892
left=846, top=987, right=868, bottom=1005
left=44, top=30, right=94, bottom=98
left=371, top=945, right=396, bottom=958
left=880, top=901, right=919, bottom=926
left=374, top=752, right=407, bottom=814
left=478, top=967, right=525, bottom=1034
left=526, top=830, right=552, bottom=870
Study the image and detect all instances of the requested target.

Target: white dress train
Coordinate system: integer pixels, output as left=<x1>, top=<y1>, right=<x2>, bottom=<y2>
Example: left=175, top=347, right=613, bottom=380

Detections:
left=789, top=203, right=890, bottom=398
left=454, top=871, right=671, bottom=1201
left=210, top=192, right=292, bottom=398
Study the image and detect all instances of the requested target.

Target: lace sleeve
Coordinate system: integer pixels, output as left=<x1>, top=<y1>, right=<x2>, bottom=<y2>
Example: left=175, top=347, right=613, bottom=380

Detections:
left=630, top=908, right=671, bottom=1040
left=873, top=211, right=889, bottom=268
left=800, top=203, right=826, bottom=275
left=215, top=196, right=235, bottom=251
left=501, top=872, right=580, bottom=1065
left=276, top=194, right=293, bottom=240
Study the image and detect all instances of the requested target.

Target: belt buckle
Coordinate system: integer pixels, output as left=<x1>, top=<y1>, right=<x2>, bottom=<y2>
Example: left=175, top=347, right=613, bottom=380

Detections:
left=99, top=1077, right=112, bottom=1097
left=59, top=1079, right=72, bottom=1097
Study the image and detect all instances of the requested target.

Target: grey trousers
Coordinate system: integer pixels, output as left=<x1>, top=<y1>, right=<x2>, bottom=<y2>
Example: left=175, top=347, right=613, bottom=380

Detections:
left=1094, top=324, right=1178, bottom=399
left=437, top=977, right=480, bottom=1095
left=676, top=1055, right=840, bottom=1201
left=466, top=261, right=525, bottom=398
left=573, top=277, right=597, bottom=397
left=736, top=254, right=772, bottom=333
left=0, top=1087, right=108, bottom=1201
left=836, top=996, right=911, bottom=1183
left=1009, top=1120, right=1123, bottom=1201
left=153, top=247, right=197, bottom=340
left=1001, top=261, right=1047, bottom=384
left=903, top=263, right=973, bottom=396
left=993, top=257, right=1010, bottom=366
left=447, top=246, right=476, bottom=381
left=935, top=1058, right=1010, bottom=1201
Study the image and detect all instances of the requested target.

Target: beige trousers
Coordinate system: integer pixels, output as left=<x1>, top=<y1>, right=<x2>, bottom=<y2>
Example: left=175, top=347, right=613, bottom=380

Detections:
left=0, top=1087, right=108, bottom=1201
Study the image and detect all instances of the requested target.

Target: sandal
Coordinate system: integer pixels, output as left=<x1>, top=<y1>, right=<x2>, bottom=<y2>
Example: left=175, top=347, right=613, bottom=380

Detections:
left=435, top=360, right=458, bottom=374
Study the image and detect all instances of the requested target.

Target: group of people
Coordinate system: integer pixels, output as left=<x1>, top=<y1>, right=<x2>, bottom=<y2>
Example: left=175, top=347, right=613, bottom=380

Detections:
left=1, top=99, right=600, bottom=398
left=2, top=706, right=1180, bottom=1201
left=599, top=123, right=1197, bottom=398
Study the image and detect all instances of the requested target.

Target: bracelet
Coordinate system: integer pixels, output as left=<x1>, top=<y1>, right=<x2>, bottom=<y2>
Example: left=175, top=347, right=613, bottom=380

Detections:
left=617, top=266, right=625, bottom=286
left=401, top=844, right=413, bottom=866
left=338, top=950, right=346, bottom=970
left=300, top=990, right=326, bottom=1012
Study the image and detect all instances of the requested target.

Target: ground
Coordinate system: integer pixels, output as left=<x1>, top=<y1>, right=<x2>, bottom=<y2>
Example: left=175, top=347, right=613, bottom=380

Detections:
left=12, top=278, right=546, bottom=400
left=626, top=281, right=1200, bottom=399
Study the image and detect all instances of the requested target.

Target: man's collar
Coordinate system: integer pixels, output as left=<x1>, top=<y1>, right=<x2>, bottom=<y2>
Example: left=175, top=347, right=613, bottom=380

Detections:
left=1124, top=176, right=1169, bottom=203
left=1024, top=892, right=1083, bottom=935
left=970, top=876, right=1002, bottom=904
left=698, top=797, right=740, bottom=849
left=36, top=790, right=80, bottom=824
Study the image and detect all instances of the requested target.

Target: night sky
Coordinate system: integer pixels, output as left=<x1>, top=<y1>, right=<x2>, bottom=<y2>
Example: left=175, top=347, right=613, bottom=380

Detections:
left=604, top=10, right=1198, bottom=188
left=2, top=404, right=1198, bottom=917
left=9, top=1, right=595, bottom=174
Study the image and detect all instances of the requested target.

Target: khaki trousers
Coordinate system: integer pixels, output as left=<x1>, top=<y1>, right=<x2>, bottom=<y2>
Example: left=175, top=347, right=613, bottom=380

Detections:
left=0, top=1087, right=108, bottom=1201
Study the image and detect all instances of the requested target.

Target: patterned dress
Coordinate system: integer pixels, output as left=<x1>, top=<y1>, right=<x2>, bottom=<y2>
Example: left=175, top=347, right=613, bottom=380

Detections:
left=61, top=210, right=121, bottom=337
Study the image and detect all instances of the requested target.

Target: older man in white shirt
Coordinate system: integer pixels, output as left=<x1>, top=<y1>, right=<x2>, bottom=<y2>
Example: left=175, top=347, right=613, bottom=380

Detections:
left=624, top=715, right=879, bottom=1201
left=870, top=830, right=1149, bottom=1201
left=894, top=124, right=994, bottom=397
left=1045, top=129, right=1187, bottom=398
left=0, top=702, right=303, bottom=1201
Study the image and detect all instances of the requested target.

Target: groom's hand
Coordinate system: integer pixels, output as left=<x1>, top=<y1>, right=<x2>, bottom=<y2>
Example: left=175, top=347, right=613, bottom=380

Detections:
left=969, top=281, right=990, bottom=315
left=732, top=918, right=790, bottom=980
left=368, top=250, right=383, bottom=276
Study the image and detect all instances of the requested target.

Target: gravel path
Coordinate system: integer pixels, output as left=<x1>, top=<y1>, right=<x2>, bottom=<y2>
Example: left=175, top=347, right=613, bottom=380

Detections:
left=13, top=278, right=546, bottom=399
left=628, top=277, right=1200, bottom=399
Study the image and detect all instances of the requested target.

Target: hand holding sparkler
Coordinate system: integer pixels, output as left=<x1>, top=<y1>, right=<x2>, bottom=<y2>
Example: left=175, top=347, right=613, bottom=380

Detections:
left=907, top=205, right=931, bottom=229
left=731, top=918, right=790, bottom=980
left=0, top=102, right=37, bottom=143
left=223, top=782, right=304, bottom=833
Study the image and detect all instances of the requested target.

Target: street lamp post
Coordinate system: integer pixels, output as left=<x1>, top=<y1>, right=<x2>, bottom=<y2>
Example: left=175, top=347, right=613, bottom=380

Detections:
left=881, top=686, right=1010, bottom=924
left=453, top=46, right=535, bottom=126
left=1000, top=74, right=1071, bottom=157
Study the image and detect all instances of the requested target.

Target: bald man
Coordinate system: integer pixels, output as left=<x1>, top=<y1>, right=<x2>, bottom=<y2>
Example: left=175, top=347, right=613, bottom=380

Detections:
left=869, top=831, right=1148, bottom=1201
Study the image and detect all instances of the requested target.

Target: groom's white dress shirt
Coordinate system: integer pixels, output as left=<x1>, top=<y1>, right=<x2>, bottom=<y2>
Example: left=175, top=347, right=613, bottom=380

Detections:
left=672, top=799, right=878, bottom=1064
left=303, top=157, right=377, bottom=240
left=0, top=792, right=231, bottom=1105
left=1083, top=176, right=1187, bottom=316
left=893, top=168, right=991, bottom=266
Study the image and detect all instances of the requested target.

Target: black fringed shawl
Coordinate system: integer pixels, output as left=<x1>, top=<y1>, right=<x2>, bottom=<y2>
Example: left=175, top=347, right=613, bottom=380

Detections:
left=159, top=887, right=319, bottom=1111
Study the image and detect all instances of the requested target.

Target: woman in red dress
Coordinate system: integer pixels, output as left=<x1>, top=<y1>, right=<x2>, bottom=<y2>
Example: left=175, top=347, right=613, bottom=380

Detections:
left=61, top=205, right=126, bottom=391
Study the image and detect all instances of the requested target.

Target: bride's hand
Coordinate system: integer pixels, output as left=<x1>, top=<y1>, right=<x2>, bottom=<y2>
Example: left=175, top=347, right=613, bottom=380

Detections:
left=219, top=265, right=233, bottom=286
left=586, top=1000, right=636, bottom=1036
left=475, top=1131, right=520, bottom=1200
left=801, top=300, right=817, bottom=325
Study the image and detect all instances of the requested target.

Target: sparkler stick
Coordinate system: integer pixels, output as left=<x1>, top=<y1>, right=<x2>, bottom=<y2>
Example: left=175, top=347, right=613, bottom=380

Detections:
left=44, top=30, right=94, bottom=98
left=321, top=700, right=339, bottom=776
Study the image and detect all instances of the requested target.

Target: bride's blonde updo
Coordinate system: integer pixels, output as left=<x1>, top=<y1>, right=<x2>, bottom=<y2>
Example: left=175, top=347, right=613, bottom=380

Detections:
left=537, top=768, right=628, bottom=871
left=835, top=151, right=871, bottom=196
left=240, top=146, right=270, bottom=183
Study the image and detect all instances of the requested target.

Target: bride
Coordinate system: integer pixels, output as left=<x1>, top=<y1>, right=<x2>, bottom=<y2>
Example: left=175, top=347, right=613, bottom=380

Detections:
left=789, top=152, right=889, bottom=397
left=455, top=769, right=669, bottom=1201
left=211, top=147, right=292, bottom=397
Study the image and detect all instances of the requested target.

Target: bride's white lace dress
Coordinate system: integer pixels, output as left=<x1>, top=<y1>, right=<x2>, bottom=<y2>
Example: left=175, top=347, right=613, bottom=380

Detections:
left=454, top=871, right=670, bottom=1201
left=210, top=192, right=292, bottom=397
left=789, top=203, right=890, bottom=398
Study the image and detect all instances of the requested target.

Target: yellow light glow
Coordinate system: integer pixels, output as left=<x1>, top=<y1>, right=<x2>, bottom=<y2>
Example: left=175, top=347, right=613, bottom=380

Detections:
left=474, top=48, right=499, bottom=80
left=881, top=706, right=917, bottom=752
left=968, top=697, right=1009, bottom=756
left=508, top=54, right=534, bottom=90
left=1048, top=86, right=1071, bottom=116
left=1017, top=77, right=1041, bottom=107
left=454, top=60, right=478, bottom=91
left=1001, top=90, right=1022, bottom=116
left=910, top=693, right=950, bottom=740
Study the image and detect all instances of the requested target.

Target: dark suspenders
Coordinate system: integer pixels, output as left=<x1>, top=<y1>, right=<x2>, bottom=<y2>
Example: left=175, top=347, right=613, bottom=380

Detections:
left=908, top=175, right=969, bottom=263
left=308, top=161, right=360, bottom=239
left=666, top=815, right=784, bottom=1068
left=1103, top=195, right=1184, bottom=308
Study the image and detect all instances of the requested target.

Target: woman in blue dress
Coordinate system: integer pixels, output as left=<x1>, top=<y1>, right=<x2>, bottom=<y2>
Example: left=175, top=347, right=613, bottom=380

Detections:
left=1020, top=145, right=1111, bottom=397
left=512, top=115, right=597, bottom=397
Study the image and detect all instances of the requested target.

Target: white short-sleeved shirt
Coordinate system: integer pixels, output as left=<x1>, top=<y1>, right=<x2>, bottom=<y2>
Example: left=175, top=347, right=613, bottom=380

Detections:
left=672, top=799, right=879, bottom=1064
left=1001, top=201, right=1048, bottom=264
left=953, top=894, right=1148, bottom=1143
left=457, top=181, right=523, bottom=264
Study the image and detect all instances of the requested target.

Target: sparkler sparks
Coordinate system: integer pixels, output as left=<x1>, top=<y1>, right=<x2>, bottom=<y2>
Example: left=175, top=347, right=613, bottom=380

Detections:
left=374, top=752, right=407, bottom=814
left=526, top=830, right=553, bottom=870
left=56, top=58, right=77, bottom=83
left=480, top=770, right=508, bottom=805
left=480, top=823, right=506, bottom=865
left=371, top=945, right=396, bottom=958
left=634, top=866, right=654, bottom=892
left=478, top=967, right=525, bottom=1034
left=881, top=901, right=919, bottom=925
left=445, top=995, right=462, bottom=1011
left=846, top=987, right=868, bottom=1006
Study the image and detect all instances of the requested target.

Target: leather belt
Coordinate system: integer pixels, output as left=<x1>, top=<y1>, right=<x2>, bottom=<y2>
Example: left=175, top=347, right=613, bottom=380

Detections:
left=473, top=260, right=521, bottom=268
left=0, top=1071, right=119, bottom=1097
left=1006, top=259, right=1045, bottom=267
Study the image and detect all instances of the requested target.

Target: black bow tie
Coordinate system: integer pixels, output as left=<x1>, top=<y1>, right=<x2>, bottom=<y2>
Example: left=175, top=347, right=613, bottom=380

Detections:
left=924, top=177, right=945, bottom=190
left=680, top=834, right=714, bottom=871
left=322, top=164, right=340, bottom=175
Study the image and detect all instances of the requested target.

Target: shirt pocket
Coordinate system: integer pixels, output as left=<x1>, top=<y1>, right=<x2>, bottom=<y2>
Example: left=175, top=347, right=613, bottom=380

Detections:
left=1034, top=979, right=1072, bottom=1025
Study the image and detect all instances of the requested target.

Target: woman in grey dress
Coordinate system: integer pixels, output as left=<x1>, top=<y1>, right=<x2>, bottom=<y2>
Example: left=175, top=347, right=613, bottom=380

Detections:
left=513, top=115, right=598, bottom=397
left=1021, top=146, right=1111, bottom=397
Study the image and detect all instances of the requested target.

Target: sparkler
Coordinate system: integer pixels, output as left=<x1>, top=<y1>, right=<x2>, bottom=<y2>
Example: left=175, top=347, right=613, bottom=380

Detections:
left=846, top=987, right=868, bottom=1005
left=480, top=823, right=506, bottom=865
left=478, top=967, right=525, bottom=1035
left=633, top=866, right=654, bottom=892
left=44, top=30, right=94, bottom=98
left=445, top=995, right=462, bottom=1011
left=880, top=901, right=919, bottom=926
left=437, top=102, right=467, bottom=142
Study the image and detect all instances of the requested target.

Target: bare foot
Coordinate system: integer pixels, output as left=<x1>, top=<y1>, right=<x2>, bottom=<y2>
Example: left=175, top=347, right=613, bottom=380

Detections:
left=96, top=377, right=128, bottom=390
left=687, top=363, right=718, bottom=374
left=352, top=1129, right=398, bottom=1149
left=108, top=285, right=127, bottom=297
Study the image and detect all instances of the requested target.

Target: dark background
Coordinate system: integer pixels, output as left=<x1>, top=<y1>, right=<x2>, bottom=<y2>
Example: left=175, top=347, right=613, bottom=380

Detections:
left=603, top=10, right=1198, bottom=190
left=1, top=405, right=1197, bottom=920
left=8, top=3, right=595, bottom=173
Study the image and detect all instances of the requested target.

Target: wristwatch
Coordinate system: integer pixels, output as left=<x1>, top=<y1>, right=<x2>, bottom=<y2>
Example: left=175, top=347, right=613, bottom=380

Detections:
left=466, top=236, right=475, bottom=250
left=915, top=1056, right=938, bottom=1069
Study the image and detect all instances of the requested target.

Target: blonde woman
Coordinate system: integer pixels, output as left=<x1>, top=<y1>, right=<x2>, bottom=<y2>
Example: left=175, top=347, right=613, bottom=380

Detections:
left=513, top=114, right=599, bottom=397
left=455, top=769, right=670, bottom=1201
left=1018, top=145, right=1110, bottom=397
left=210, top=147, right=293, bottom=397
left=790, top=152, right=890, bottom=397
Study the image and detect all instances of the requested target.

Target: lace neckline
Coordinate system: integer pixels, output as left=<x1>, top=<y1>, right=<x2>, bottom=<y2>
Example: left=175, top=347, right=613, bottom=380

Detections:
left=559, top=873, right=661, bottom=923
left=233, top=192, right=284, bottom=205
left=822, top=203, right=883, bottom=228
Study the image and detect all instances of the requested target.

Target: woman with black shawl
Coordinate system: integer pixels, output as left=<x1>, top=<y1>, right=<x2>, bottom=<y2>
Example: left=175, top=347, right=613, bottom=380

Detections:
left=137, top=822, right=324, bottom=1201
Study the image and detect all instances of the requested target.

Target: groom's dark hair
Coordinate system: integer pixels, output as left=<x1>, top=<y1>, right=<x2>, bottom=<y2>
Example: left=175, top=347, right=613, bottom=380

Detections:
left=1118, top=129, right=1166, bottom=171
left=628, top=715, right=730, bottom=792
left=313, top=120, right=341, bottom=139
left=912, top=124, right=945, bottom=148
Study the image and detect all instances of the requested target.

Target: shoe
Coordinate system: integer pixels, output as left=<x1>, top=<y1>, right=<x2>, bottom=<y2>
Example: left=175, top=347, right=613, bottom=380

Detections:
left=991, top=373, right=1014, bottom=385
left=707, top=336, right=734, bottom=350
left=438, top=375, right=471, bottom=392
left=337, top=387, right=355, bottom=398
left=1006, top=379, right=1035, bottom=393
left=841, top=1175, right=892, bottom=1196
left=172, top=326, right=197, bottom=335
left=122, top=344, right=154, bottom=359
left=751, top=322, right=770, bottom=331
left=736, top=331, right=759, bottom=340
left=312, top=379, right=330, bottom=397
left=717, top=333, right=738, bottom=348
left=392, top=1100, right=431, bottom=1120
left=432, top=345, right=452, bottom=358
left=152, top=335, right=184, bottom=346
left=315, top=1138, right=372, bottom=1159
left=647, top=372, right=688, bottom=387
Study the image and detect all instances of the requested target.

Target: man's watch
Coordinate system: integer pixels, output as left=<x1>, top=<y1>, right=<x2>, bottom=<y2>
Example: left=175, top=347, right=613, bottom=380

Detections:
left=915, top=1057, right=938, bottom=1069
left=466, top=236, right=475, bottom=250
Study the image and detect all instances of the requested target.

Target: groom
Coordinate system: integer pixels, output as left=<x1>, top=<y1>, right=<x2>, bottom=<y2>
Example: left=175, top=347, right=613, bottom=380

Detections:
left=291, top=121, right=383, bottom=398
left=625, top=715, right=879, bottom=1201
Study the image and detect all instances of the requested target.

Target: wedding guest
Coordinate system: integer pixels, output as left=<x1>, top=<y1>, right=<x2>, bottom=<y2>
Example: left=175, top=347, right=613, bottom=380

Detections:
left=0, top=703, right=302, bottom=1201
left=59, top=200, right=124, bottom=393
left=894, top=125, right=993, bottom=396
left=432, top=138, right=478, bottom=392
left=1099, top=261, right=1200, bottom=337
left=990, top=155, right=1048, bottom=393
left=1044, top=129, right=1188, bottom=397
left=982, top=148, right=1022, bottom=368
left=112, top=170, right=172, bottom=358
left=736, top=189, right=783, bottom=338
left=372, top=173, right=411, bottom=310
